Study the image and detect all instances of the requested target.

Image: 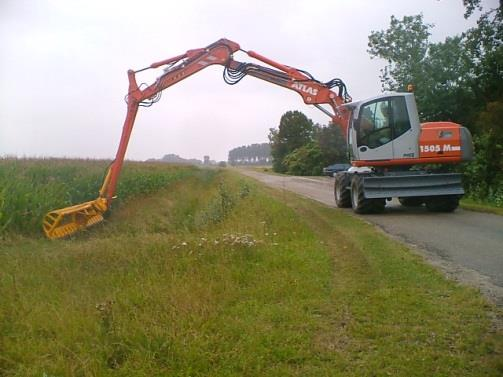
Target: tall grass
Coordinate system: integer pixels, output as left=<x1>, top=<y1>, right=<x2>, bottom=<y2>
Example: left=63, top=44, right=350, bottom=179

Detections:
left=0, top=170, right=501, bottom=375
left=0, top=158, right=196, bottom=236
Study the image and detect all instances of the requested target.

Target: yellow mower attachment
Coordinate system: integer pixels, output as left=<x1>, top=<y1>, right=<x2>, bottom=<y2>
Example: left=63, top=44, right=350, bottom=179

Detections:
left=42, top=197, right=108, bottom=239
left=42, top=167, right=112, bottom=239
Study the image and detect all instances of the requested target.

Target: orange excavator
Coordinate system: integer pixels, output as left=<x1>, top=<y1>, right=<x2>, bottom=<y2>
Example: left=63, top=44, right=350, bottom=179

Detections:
left=42, top=38, right=473, bottom=239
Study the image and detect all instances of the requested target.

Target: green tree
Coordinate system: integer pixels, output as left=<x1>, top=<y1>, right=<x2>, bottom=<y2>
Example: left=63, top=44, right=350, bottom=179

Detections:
left=368, top=14, right=432, bottom=94
left=268, top=111, right=313, bottom=173
left=283, top=142, right=323, bottom=176
left=421, top=36, right=475, bottom=124
left=463, top=4, right=503, bottom=106
left=464, top=101, right=503, bottom=202
left=463, top=0, right=483, bottom=18
left=314, top=124, right=348, bottom=167
left=368, top=5, right=502, bottom=127
left=368, top=14, right=477, bottom=125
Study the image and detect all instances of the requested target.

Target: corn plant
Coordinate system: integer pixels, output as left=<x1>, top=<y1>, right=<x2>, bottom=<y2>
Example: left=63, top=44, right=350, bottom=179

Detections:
left=0, top=158, right=196, bottom=236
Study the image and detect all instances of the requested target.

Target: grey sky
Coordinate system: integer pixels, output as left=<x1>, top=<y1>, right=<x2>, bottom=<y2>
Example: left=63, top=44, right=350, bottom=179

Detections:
left=0, top=0, right=494, bottom=162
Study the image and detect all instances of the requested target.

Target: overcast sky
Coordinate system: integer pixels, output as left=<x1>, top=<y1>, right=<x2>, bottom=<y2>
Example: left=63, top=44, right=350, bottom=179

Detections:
left=0, top=0, right=496, bottom=162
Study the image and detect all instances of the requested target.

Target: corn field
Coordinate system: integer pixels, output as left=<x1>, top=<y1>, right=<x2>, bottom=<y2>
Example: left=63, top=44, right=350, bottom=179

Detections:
left=0, top=158, right=195, bottom=236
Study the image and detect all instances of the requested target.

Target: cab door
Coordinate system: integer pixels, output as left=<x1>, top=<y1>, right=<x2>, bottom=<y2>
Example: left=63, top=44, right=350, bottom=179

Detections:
left=391, top=94, right=419, bottom=159
left=354, top=98, right=394, bottom=161
left=354, top=95, right=418, bottom=162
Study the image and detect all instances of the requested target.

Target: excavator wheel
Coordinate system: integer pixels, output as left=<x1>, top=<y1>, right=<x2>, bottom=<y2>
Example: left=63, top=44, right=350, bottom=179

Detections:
left=350, top=175, right=385, bottom=214
left=425, top=195, right=460, bottom=212
left=334, top=173, right=351, bottom=208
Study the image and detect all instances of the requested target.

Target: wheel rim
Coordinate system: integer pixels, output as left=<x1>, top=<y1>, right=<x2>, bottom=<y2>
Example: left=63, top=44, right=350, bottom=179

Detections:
left=335, top=184, right=341, bottom=201
left=351, top=184, right=358, bottom=209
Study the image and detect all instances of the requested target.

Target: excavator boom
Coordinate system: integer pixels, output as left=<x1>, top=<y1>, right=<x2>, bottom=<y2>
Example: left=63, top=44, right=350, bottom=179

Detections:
left=42, top=38, right=350, bottom=239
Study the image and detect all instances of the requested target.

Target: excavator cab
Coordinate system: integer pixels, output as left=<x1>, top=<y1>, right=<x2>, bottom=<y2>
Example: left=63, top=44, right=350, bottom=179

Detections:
left=349, top=93, right=420, bottom=162
left=347, top=92, right=472, bottom=166
left=335, top=91, right=472, bottom=214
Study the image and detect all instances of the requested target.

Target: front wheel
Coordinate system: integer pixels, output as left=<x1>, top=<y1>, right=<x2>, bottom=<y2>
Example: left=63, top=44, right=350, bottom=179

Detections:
left=350, top=175, right=385, bottom=214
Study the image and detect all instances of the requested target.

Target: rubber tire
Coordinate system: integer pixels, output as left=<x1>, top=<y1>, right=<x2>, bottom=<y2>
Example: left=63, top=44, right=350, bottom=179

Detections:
left=425, top=195, right=460, bottom=212
left=350, top=175, right=386, bottom=214
left=398, top=197, right=424, bottom=207
left=334, top=173, right=351, bottom=208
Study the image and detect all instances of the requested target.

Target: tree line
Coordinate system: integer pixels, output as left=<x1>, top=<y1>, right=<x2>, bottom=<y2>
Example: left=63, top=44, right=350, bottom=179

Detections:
left=228, top=143, right=271, bottom=165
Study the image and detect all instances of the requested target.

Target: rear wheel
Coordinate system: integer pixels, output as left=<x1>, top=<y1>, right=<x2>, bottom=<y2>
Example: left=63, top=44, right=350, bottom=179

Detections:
left=425, top=195, right=460, bottom=212
left=350, top=175, right=385, bottom=214
left=334, top=173, right=351, bottom=208
left=398, top=197, right=424, bottom=207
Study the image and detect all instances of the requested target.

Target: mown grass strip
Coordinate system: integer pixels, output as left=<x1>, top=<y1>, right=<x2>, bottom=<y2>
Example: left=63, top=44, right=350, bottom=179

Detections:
left=0, top=169, right=501, bottom=376
left=267, top=186, right=503, bottom=375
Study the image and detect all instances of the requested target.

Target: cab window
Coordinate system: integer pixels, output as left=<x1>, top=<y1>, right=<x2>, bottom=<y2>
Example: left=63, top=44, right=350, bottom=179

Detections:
left=357, top=97, right=411, bottom=148
left=391, top=96, right=411, bottom=137
left=357, top=100, right=392, bottom=148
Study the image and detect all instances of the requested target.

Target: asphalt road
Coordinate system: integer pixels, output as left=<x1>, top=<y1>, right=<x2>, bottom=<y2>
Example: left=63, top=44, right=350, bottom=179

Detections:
left=239, top=169, right=503, bottom=305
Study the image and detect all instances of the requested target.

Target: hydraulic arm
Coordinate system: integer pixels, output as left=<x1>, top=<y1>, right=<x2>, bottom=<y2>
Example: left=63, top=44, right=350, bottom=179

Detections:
left=42, top=38, right=351, bottom=239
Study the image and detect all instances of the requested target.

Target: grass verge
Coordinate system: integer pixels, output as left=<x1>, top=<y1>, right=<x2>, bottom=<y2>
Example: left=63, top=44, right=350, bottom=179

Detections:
left=0, top=169, right=501, bottom=376
left=461, top=198, right=503, bottom=216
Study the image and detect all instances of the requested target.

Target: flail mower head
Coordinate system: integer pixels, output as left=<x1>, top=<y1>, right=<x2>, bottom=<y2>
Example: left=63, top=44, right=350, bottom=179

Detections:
left=42, top=197, right=108, bottom=239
